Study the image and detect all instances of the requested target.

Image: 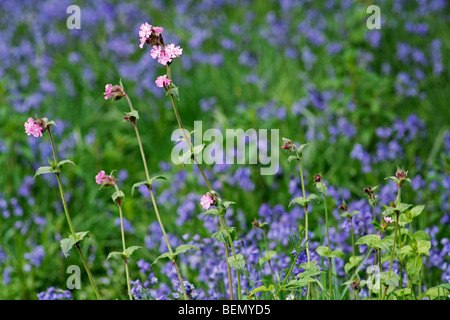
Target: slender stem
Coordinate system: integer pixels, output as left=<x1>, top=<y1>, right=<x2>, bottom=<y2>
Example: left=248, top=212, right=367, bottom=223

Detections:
left=114, top=193, right=132, bottom=300
left=378, top=249, right=382, bottom=299
left=173, top=259, right=189, bottom=300
left=274, top=249, right=300, bottom=298
left=47, top=127, right=101, bottom=300
left=323, top=194, right=332, bottom=300
left=218, top=217, right=234, bottom=300
left=384, top=186, right=401, bottom=300
left=222, top=216, right=242, bottom=300
left=165, top=65, right=239, bottom=299
left=297, top=156, right=311, bottom=300
left=123, top=94, right=189, bottom=300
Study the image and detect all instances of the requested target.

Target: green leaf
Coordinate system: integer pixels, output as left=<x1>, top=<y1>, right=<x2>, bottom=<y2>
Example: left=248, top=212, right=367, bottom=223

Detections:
left=60, top=237, right=77, bottom=258
left=212, top=228, right=236, bottom=246
left=166, top=85, right=180, bottom=100
left=393, top=288, right=412, bottom=297
left=398, top=203, right=412, bottom=213
left=34, top=166, right=57, bottom=178
left=315, top=181, right=327, bottom=195
left=203, top=208, right=221, bottom=217
left=408, top=205, right=425, bottom=218
left=316, top=246, right=331, bottom=257
left=111, top=190, right=125, bottom=203
left=414, top=231, right=430, bottom=241
left=132, top=176, right=167, bottom=196
left=374, top=238, right=393, bottom=252
left=57, top=159, right=76, bottom=168
left=227, top=254, right=246, bottom=273
left=259, top=251, right=276, bottom=266
left=59, top=231, right=89, bottom=258
left=435, top=283, right=450, bottom=291
left=330, top=250, right=345, bottom=260
left=289, top=194, right=319, bottom=208
left=423, top=286, right=450, bottom=300
left=356, top=235, right=380, bottom=246
left=249, top=285, right=275, bottom=298
left=383, top=272, right=399, bottom=288
left=174, top=244, right=201, bottom=256
left=222, top=201, right=236, bottom=209
left=344, top=255, right=362, bottom=274
left=107, top=251, right=125, bottom=260
left=124, top=246, right=142, bottom=259
left=151, top=252, right=174, bottom=267
left=406, top=255, right=422, bottom=277
left=398, top=245, right=413, bottom=258
left=287, top=155, right=299, bottom=164
left=417, top=240, right=431, bottom=256
left=131, top=181, right=149, bottom=196
left=297, top=143, right=309, bottom=155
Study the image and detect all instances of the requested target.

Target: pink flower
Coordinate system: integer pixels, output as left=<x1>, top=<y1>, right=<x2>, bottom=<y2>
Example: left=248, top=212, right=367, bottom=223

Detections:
left=95, top=170, right=107, bottom=184
left=153, top=26, right=163, bottom=35
left=384, top=217, right=394, bottom=224
left=150, top=45, right=162, bottom=59
left=200, top=194, right=214, bottom=210
left=104, top=84, right=114, bottom=100
left=155, top=75, right=172, bottom=88
left=103, top=84, right=126, bottom=100
left=24, top=118, right=43, bottom=138
left=139, top=22, right=152, bottom=48
left=157, top=51, right=172, bottom=65
left=165, top=43, right=183, bottom=58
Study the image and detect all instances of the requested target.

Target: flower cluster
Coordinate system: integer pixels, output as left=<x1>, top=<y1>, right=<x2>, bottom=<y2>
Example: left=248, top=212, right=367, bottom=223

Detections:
left=139, top=22, right=182, bottom=66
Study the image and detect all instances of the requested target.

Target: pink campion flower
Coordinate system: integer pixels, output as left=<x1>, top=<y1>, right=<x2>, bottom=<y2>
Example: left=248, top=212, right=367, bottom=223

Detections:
left=139, top=22, right=152, bottom=48
left=200, top=194, right=214, bottom=210
left=24, top=118, right=43, bottom=138
left=139, top=22, right=152, bottom=39
left=165, top=43, right=183, bottom=58
left=150, top=45, right=162, bottom=59
left=155, top=75, right=172, bottom=88
left=103, top=84, right=126, bottom=101
left=157, top=51, right=172, bottom=65
left=384, top=217, right=394, bottom=224
left=104, top=84, right=114, bottom=100
left=95, top=170, right=107, bottom=184
left=153, top=26, right=163, bottom=34
left=95, top=170, right=116, bottom=186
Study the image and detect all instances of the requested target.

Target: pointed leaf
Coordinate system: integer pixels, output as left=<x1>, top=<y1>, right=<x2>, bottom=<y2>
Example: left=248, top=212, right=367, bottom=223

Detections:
left=174, top=244, right=201, bottom=256
left=124, top=246, right=142, bottom=259
left=34, top=166, right=56, bottom=178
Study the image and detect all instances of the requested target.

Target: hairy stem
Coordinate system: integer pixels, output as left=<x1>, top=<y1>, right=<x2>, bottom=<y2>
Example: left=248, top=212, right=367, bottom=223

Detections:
left=48, top=127, right=101, bottom=300
left=296, top=156, right=311, bottom=300
left=124, top=94, right=188, bottom=300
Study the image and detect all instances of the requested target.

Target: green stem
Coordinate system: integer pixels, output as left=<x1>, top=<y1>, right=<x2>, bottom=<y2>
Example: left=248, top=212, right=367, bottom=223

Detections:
left=297, top=156, right=311, bottom=300
left=124, top=94, right=188, bottom=300
left=47, top=127, right=101, bottom=300
left=165, top=65, right=239, bottom=299
left=385, top=186, right=401, bottom=300
left=218, top=216, right=234, bottom=300
left=114, top=193, right=132, bottom=300
left=222, top=216, right=242, bottom=300
left=274, top=249, right=300, bottom=298
left=322, top=194, right=332, bottom=299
